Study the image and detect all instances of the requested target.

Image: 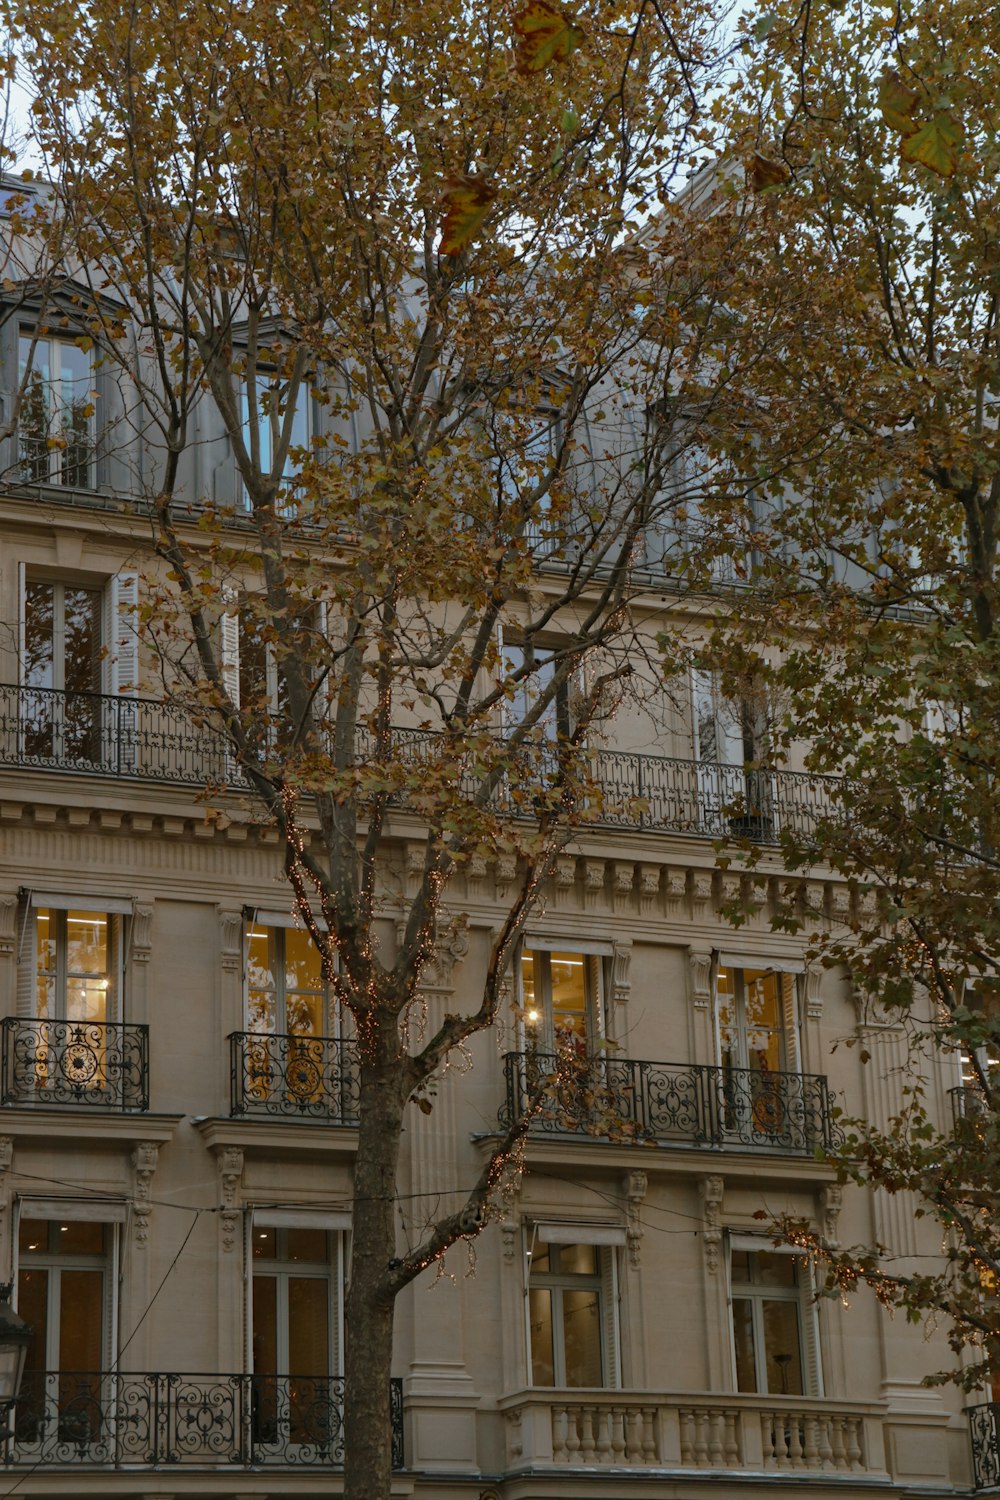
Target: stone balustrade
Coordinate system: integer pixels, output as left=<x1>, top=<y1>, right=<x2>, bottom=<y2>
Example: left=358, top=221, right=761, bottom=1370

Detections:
left=500, top=1390, right=888, bottom=1476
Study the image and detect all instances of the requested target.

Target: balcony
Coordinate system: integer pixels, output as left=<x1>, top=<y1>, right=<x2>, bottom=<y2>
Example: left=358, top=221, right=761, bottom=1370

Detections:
left=501, top=1389, right=886, bottom=1475
left=4, top=1371, right=404, bottom=1469
left=229, top=1032, right=361, bottom=1122
left=0, top=682, right=840, bottom=844
left=969, top=1403, right=1000, bottom=1489
left=1, top=1018, right=149, bottom=1112
left=500, top=1051, right=842, bottom=1155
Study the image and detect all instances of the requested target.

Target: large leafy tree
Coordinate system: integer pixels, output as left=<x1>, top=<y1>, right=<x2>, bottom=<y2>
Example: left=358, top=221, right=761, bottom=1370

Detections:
left=5, top=0, right=729, bottom=1490
left=693, top=0, right=1000, bottom=1394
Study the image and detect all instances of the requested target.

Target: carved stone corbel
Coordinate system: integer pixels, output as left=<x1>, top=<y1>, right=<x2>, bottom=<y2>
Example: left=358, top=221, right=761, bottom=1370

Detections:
left=216, top=1146, right=244, bottom=1253
left=688, top=949, right=713, bottom=1011
left=612, top=862, right=635, bottom=914
left=583, top=859, right=606, bottom=912
left=805, top=964, right=824, bottom=1023
left=700, top=1175, right=724, bottom=1275
left=422, top=920, right=470, bottom=996
left=405, top=842, right=426, bottom=900
left=131, top=904, right=154, bottom=965
left=131, top=1142, right=160, bottom=1246
left=0, top=897, right=16, bottom=958
left=0, top=1137, right=13, bottom=1221
left=467, top=853, right=488, bottom=902
left=495, top=852, right=517, bottom=901
left=664, top=868, right=687, bottom=918
left=611, top=941, right=633, bottom=1009
left=218, top=908, right=243, bottom=974
left=639, top=864, right=662, bottom=916
left=500, top=1181, right=522, bottom=1262
left=623, top=1170, right=647, bottom=1269
left=553, top=856, right=577, bottom=908
left=830, top=885, right=852, bottom=928
left=821, top=1184, right=843, bottom=1249
left=691, top=870, right=714, bottom=920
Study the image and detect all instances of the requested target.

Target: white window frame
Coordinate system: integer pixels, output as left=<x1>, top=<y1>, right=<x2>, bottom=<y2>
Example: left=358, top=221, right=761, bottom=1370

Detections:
left=240, top=371, right=312, bottom=515
left=16, top=894, right=130, bottom=1025
left=17, top=329, right=97, bottom=489
left=525, top=1223, right=623, bottom=1390
left=727, top=1236, right=822, bottom=1398
left=246, top=1209, right=349, bottom=1381
left=516, top=940, right=610, bottom=1050
left=13, top=1199, right=122, bottom=1373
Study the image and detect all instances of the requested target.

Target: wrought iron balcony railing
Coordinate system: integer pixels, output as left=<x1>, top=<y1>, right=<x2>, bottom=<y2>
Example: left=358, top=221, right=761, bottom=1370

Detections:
left=4, top=1371, right=404, bottom=1469
left=230, top=1032, right=361, bottom=1122
left=968, top=1403, right=1000, bottom=1489
left=500, top=1051, right=842, bottom=1155
left=1, top=1018, right=149, bottom=1112
left=0, top=681, right=841, bottom=844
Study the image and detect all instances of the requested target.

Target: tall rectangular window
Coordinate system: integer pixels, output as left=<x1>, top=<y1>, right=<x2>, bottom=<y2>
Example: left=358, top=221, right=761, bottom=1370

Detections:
left=251, top=1224, right=343, bottom=1448
left=520, top=947, right=603, bottom=1049
left=528, top=1240, right=615, bottom=1388
left=16, top=1216, right=112, bottom=1443
left=241, top=374, right=311, bottom=514
left=23, top=579, right=103, bottom=763
left=18, top=333, right=96, bottom=488
left=730, top=1248, right=813, bottom=1396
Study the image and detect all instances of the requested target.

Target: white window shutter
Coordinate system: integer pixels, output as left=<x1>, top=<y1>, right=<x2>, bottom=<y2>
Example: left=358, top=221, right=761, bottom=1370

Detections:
left=799, top=1259, right=824, bottom=1397
left=220, top=590, right=241, bottom=707
left=108, top=572, right=139, bottom=697
left=16, top=561, right=26, bottom=682
left=601, top=1248, right=621, bottom=1389
left=781, top=972, right=801, bottom=1072
left=107, top=914, right=123, bottom=1024
left=15, top=901, right=35, bottom=1017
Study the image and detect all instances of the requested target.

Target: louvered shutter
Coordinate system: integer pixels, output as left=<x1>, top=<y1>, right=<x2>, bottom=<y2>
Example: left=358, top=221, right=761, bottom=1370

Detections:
left=108, top=572, right=139, bottom=696
left=600, top=1248, right=621, bottom=1389
left=799, top=1258, right=823, bottom=1397
left=15, top=901, right=35, bottom=1017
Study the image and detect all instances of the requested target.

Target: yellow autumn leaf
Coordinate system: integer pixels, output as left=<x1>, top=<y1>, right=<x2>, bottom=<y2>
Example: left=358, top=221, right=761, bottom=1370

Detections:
left=878, top=71, right=918, bottom=136
left=900, top=112, right=964, bottom=178
left=748, top=152, right=789, bottom=191
left=513, top=1, right=584, bottom=75
left=438, top=174, right=497, bottom=256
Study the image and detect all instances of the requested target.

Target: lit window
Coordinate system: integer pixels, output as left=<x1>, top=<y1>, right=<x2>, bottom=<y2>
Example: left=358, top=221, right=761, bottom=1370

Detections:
left=528, top=1240, right=614, bottom=1388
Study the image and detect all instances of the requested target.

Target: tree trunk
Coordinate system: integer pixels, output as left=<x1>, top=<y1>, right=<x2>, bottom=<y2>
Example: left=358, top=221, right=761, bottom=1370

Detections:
left=343, top=1046, right=405, bottom=1500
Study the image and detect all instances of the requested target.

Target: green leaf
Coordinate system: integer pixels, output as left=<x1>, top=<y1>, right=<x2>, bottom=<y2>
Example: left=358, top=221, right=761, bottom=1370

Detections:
left=900, top=112, right=964, bottom=178
left=878, top=71, right=918, bottom=136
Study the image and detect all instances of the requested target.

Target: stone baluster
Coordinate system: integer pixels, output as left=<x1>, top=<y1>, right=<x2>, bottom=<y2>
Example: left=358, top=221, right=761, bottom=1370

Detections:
left=641, top=1407, right=658, bottom=1462
left=565, top=1406, right=582, bottom=1462
left=761, top=1412, right=776, bottom=1466
left=707, top=1411, right=724, bottom=1466
left=830, top=1416, right=847, bottom=1470
left=579, top=1406, right=597, bottom=1462
left=723, top=1408, right=740, bottom=1466
left=693, top=1408, right=709, bottom=1466
left=679, top=1408, right=695, bottom=1464
left=595, top=1405, right=612, bottom=1463
left=845, top=1416, right=864, bottom=1471
left=552, top=1405, right=570, bottom=1462
left=610, top=1407, right=627, bottom=1462
left=629, top=1407, right=647, bottom=1462
left=772, top=1415, right=790, bottom=1467
left=787, top=1412, right=804, bottom=1468
left=802, top=1414, right=820, bottom=1467
left=817, top=1415, right=834, bottom=1469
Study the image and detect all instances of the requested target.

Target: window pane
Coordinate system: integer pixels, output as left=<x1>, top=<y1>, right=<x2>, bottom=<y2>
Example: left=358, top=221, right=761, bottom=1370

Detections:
left=558, top=1243, right=598, bottom=1277
left=530, top=1242, right=550, bottom=1274
left=55, top=1222, right=104, bottom=1256
left=562, top=1289, right=602, bottom=1386
left=521, top=951, right=540, bottom=1037
left=65, top=912, right=110, bottom=1023
left=253, top=1227, right=277, bottom=1259
left=287, top=1277, right=329, bottom=1373
left=732, top=1296, right=757, bottom=1392
left=529, top=1288, right=554, bottom=1385
left=18, top=337, right=51, bottom=483
left=762, top=1299, right=803, bottom=1394
left=755, top=1252, right=797, bottom=1289
left=62, top=589, right=101, bottom=696
left=57, top=343, right=94, bottom=488
left=550, top=953, right=588, bottom=1039
left=58, top=1269, right=103, bottom=1368
left=253, top=1274, right=278, bottom=1373
left=285, top=1228, right=328, bottom=1263
left=18, top=1219, right=49, bottom=1254
left=247, top=926, right=276, bottom=1031
left=24, top=582, right=54, bottom=689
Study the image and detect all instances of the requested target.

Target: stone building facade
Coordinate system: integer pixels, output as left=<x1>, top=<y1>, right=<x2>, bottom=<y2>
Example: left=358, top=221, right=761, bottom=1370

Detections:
left=0, top=278, right=981, bottom=1500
